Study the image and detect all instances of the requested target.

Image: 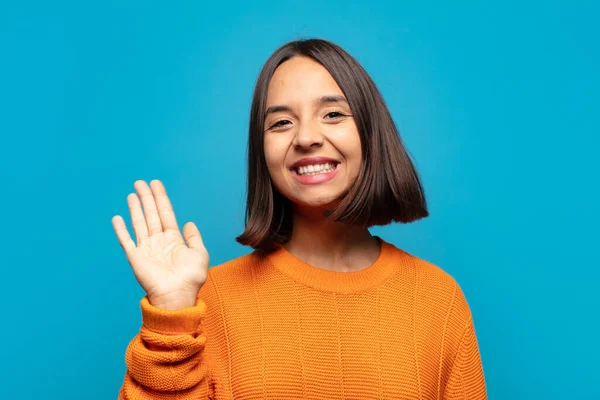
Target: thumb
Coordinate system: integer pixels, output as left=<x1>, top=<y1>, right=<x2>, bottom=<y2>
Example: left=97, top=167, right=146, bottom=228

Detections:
left=183, top=222, right=205, bottom=251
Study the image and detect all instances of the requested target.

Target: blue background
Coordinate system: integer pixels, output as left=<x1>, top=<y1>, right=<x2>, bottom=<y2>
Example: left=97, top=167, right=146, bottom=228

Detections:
left=1, top=1, right=598, bottom=398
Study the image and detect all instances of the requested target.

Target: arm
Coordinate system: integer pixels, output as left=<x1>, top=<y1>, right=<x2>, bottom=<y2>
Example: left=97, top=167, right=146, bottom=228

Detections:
left=118, top=296, right=215, bottom=399
left=443, top=316, right=487, bottom=400
left=113, top=179, right=216, bottom=398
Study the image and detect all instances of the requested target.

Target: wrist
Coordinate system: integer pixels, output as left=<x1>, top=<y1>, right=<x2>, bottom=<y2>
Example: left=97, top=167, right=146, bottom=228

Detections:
left=140, top=296, right=207, bottom=333
left=148, top=291, right=198, bottom=311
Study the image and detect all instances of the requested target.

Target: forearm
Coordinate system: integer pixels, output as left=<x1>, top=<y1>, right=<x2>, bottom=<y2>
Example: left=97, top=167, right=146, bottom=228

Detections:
left=118, top=296, right=214, bottom=399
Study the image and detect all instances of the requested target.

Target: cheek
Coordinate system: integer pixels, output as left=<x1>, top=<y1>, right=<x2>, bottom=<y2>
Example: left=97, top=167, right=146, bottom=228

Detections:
left=349, top=139, right=363, bottom=171
left=263, top=135, right=289, bottom=175
left=328, top=127, right=362, bottom=169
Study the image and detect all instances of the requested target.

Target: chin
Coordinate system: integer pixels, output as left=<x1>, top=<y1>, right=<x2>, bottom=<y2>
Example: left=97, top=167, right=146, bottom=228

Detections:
left=290, top=192, right=345, bottom=210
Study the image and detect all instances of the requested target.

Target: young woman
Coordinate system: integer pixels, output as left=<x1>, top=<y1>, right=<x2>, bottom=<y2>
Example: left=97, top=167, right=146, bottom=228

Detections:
left=113, top=39, right=487, bottom=399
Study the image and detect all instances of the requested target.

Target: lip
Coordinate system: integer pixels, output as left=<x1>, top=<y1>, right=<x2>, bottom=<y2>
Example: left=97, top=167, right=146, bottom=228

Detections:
left=290, top=159, right=340, bottom=185
left=289, top=156, right=340, bottom=169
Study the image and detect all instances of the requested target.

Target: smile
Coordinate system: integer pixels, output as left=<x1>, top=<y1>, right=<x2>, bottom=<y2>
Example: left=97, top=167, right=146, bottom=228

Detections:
left=294, top=162, right=338, bottom=176
left=291, top=162, right=340, bottom=185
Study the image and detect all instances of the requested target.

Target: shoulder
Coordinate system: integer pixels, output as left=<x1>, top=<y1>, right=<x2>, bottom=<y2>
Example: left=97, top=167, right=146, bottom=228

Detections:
left=197, top=251, right=264, bottom=305
left=204, top=250, right=265, bottom=286
left=385, top=239, right=473, bottom=322
left=385, top=239, right=458, bottom=289
left=403, top=247, right=458, bottom=287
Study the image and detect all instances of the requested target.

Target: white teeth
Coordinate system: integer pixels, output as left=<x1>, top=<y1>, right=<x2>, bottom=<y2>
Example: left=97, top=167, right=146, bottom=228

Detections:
left=295, top=162, right=337, bottom=176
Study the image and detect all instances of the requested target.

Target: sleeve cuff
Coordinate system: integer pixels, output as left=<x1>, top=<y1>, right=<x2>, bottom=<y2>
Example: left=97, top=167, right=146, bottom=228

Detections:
left=140, top=295, right=207, bottom=334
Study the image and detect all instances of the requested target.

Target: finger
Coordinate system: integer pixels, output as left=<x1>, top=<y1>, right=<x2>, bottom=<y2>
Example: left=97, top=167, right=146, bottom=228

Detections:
left=127, top=193, right=149, bottom=244
left=134, top=180, right=163, bottom=236
left=112, top=215, right=136, bottom=253
left=149, top=180, right=180, bottom=232
left=183, top=222, right=205, bottom=251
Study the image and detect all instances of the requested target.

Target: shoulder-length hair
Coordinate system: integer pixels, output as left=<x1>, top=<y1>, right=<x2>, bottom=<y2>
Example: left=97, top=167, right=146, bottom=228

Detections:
left=236, top=38, right=429, bottom=252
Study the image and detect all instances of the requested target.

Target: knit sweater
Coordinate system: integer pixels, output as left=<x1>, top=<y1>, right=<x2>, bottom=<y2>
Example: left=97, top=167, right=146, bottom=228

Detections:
left=119, top=237, right=487, bottom=399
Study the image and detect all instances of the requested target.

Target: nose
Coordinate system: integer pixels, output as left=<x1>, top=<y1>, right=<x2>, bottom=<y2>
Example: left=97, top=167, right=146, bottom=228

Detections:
left=293, top=121, right=323, bottom=150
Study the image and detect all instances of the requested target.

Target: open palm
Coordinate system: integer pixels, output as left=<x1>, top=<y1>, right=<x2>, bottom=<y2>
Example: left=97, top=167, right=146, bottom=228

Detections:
left=112, top=180, right=209, bottom=310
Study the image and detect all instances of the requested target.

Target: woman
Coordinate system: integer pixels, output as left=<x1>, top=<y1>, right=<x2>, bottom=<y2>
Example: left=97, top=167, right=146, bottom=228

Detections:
left=113, top=39, right=487, bottom=399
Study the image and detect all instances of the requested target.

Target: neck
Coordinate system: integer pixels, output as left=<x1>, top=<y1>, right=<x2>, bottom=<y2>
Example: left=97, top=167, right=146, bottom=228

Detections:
left=282, top=205, right=380, bottom=272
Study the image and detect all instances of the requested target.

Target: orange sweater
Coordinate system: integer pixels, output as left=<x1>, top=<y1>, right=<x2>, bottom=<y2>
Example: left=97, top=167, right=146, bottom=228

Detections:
left=119, top=237, right=487, bottom=399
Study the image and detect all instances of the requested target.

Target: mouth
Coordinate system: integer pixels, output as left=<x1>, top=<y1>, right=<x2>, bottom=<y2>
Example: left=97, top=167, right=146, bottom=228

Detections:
left=290, top=161, right=340, bottom=177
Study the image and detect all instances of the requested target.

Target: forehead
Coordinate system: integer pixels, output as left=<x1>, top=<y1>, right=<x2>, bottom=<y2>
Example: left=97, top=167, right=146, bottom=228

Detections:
left=266, top=56, right=344, bottom=104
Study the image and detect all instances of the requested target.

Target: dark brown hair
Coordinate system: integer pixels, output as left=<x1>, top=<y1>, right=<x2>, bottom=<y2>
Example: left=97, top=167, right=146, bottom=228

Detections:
left=236, top=38, right=429, bottom=252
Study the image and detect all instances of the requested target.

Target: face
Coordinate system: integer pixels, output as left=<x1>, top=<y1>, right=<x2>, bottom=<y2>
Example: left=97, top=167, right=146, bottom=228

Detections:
left=263, top=56, right=362, bottom=210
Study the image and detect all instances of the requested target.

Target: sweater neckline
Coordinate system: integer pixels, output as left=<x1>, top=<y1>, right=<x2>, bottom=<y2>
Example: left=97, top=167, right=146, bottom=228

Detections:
left=264, top=236, right=403, bottom=293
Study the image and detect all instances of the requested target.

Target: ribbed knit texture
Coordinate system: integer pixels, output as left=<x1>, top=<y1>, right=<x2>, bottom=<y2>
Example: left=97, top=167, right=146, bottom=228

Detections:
left=119, top=237, right=487, bottom=399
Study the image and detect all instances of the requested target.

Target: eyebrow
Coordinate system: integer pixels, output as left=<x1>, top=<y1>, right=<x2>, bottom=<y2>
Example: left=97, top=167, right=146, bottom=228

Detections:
left=264, top=95, right=349, bottom=118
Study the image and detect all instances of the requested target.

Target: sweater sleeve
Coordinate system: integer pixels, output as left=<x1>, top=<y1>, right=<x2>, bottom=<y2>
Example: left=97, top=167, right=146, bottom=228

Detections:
left=442, top=316, right=487, bottom=400
left=118, top=294, right=215, bottom=399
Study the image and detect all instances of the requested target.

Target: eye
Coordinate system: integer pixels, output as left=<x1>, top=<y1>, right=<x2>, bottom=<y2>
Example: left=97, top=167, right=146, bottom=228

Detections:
left=325, top=111, right=345, bottom=119
left=269, top=119, right=291, bottom=129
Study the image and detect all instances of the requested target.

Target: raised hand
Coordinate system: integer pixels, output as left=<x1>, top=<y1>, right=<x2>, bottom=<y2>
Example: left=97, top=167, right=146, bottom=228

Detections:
left=112, top=180, right=209, bottom=310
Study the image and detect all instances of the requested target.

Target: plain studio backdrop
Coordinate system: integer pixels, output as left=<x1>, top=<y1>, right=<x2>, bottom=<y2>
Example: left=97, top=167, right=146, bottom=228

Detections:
left=0, top=1, right=597, bottom=398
